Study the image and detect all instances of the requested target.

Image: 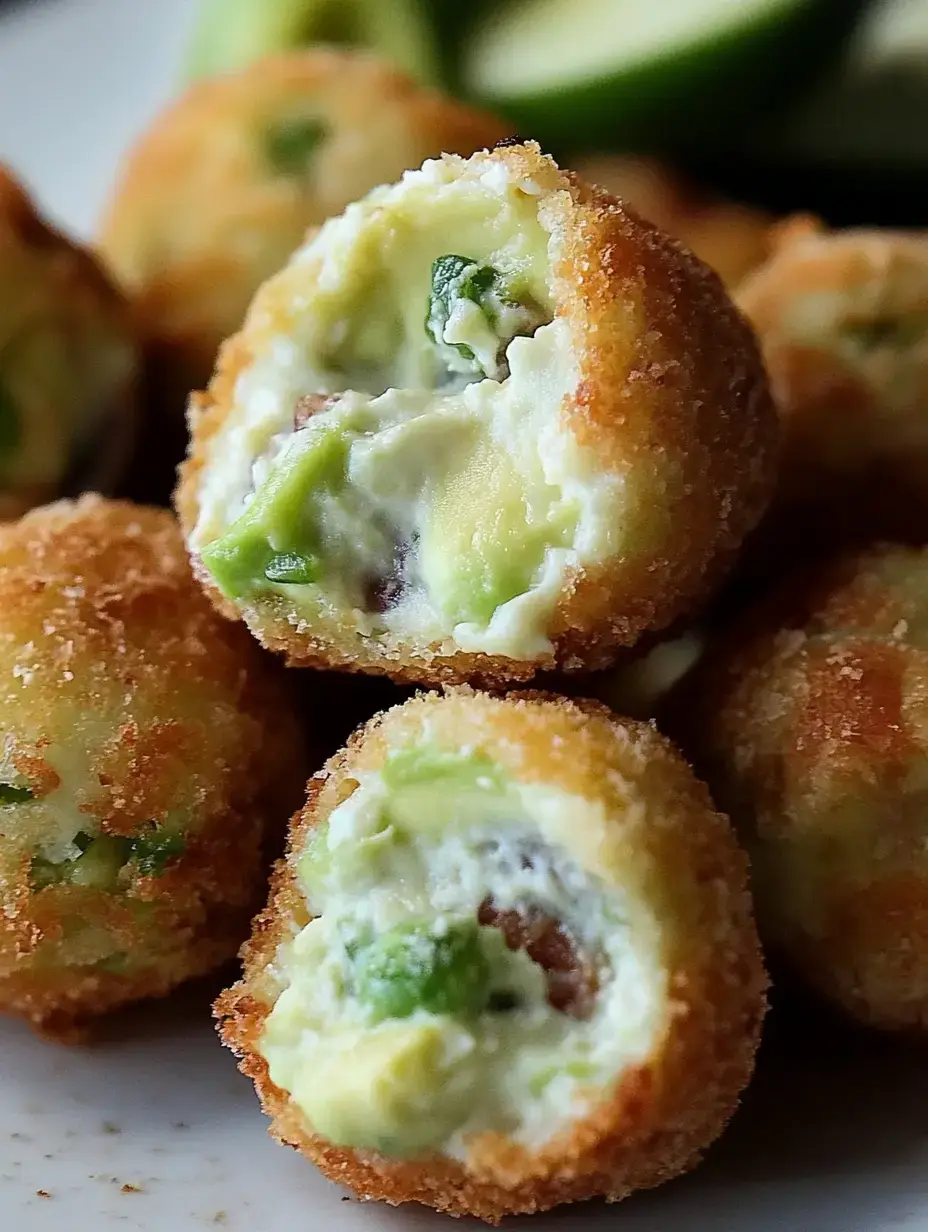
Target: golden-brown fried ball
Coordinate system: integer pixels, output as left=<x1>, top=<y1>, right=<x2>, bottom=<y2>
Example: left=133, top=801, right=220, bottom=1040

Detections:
left=98, top=50, right=510, bottom=400
left=573, top=155, right=778, bottom=291
left=0, top=496, right=305, bottom=1036
left=216, top=688, right=767, bottom=1222
left=0, top=167, right=138, bottom=520
left=675, top=544, right=928, bottom=1033
left=737, top=223, right=928, bottom=552
left=177, top=140, right=776, bottom=688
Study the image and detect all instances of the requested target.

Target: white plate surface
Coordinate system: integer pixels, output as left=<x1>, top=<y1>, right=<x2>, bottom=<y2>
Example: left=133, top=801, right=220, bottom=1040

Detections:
left=0, top=2, right=927, bottom=1229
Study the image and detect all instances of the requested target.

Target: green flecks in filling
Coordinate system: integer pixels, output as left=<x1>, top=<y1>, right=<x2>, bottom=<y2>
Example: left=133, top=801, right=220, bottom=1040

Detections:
left=0, top=378, right=21, bottom=459
left=259, top=746, right=644, bottom=1158
left=425, top=254, right=545, bottom=383
left=0, top=782, right=34, bottom=805
left=29, top=822, right=186, bottom=892
left=426, top=255, right=498, bottom=367
left=130, top=822, right=187, bottom=876
left=381, top=746, right=506, bottom=794
left=264, top=117, right=327, bottom=176
left=201, top=424, right=347, bottom=601
left=843, top=315, right=928, bottom=355
left=353, top=920, right=491, bottom=1022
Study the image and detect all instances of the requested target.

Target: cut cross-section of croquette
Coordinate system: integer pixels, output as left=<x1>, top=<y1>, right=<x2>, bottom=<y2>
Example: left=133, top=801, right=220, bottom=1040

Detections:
left=0, top=496, right=306, bottom=1037
left=216, top=689, right=767, bottom=1222
left=178, top=141, right=776, bottom=686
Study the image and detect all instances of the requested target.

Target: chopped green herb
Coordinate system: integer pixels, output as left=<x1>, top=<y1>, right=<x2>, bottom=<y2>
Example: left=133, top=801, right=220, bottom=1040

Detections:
left=265, top=117, right=326, bottom=176
left=131, top=824, right=186, bottom=876
left=0, top=783, right=34, bottom=805
left=29, top=821, right=186, bottom=893
left=426, top=254, right=499, bottom=364
left=264, top=551, right=321, bottom=585
left=0, top=379, right=21, bottom=458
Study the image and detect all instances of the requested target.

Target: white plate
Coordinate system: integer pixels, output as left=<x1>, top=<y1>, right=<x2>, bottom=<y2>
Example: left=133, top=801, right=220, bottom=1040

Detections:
left=1, top=3, right=927, bottom=1229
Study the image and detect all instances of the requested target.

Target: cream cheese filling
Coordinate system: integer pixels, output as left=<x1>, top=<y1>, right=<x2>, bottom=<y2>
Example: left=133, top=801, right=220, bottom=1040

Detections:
left=259, top=752, right=666, bottom=1161
left=191, top=154, right=624, bottom=659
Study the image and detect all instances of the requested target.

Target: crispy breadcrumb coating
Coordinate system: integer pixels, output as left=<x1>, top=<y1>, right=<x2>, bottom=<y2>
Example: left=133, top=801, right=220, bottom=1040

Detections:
left=674, top=544, right=928, bottom=1033
left=0, top=167, right=138, bottom=519
left=737, top=222, right=928, bottom=556
left=216, top=688, right=767, bottom=1222
left=177, top=141, right=776, bottom=688
left=572, top=156, right=779, bottom=291
left=0, top=496, right=306, bottom=1036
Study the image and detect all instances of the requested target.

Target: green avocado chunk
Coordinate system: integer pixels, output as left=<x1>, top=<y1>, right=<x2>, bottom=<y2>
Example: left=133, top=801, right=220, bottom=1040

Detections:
left=296, top=1020, right=475, bottom=1156
left=354, top=919, right=490, bottom=1021
left=419, top=438, right=574, bottom=628
left=201, top=425, right=348, bottom=600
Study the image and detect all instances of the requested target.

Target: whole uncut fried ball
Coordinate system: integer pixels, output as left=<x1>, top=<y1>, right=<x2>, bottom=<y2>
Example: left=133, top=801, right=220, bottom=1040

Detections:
left=216, top=688, right=767, bottom=1222
left=675, top=544, right=928, bottom=1033
left=98, top=49, right=509, bottom=401
left=737, top=223, right=928, bottom=553
left=0, top=167, right=137, bottom=520
left=177, top=140, right=776, bottom=687
left=0, top=496, right=305, bottom=1036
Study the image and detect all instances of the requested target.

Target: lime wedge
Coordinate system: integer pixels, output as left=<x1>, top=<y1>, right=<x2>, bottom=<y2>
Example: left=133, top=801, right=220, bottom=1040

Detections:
left=461, top=0, right=872, bottom=150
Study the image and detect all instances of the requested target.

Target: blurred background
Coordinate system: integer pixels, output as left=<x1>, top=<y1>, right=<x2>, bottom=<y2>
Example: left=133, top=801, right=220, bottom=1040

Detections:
left=0, top=0, right=926, bottom=240
left=0, top=0, right=925, bottom=513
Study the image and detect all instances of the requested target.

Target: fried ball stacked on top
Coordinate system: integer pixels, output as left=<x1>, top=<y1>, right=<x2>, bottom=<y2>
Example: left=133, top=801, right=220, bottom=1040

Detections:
left=178, top=140, right=776, bottom=687
left=98, top=50, right=509, bottom=400
left=216, top=689, right=767, bottom=1222
left=0, top=496, right=306, bottom=1036
left=737, top=223, right=928, bottom=553
left=675, top=544, right=928, bottom=1033
left=572, top=155, right=778, bottom=291
left=0, top=167, right=138, bottom=520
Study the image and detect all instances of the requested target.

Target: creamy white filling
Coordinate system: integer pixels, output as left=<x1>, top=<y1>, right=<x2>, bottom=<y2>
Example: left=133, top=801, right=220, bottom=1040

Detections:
left=191, top=153, right=624, bottom=658
left=259, top=762, right=665, bottom=1160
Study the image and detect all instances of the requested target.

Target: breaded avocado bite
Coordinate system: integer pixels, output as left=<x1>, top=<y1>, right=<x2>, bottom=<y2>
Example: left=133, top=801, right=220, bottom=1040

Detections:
left=573, top=155, right=777, bottom=290
left=675, top=544, right=928, bottom=1033
left=737, top=223, right=928, bottom=551
left=0, top=167, right=138, bottom=521
left=0, top=496, right=305, bottom=1036
left=216, top=689, right=767, bottom=1222
left=178, top=141, right=776, bottom=686
left=98, top=50, right=508, bottom=401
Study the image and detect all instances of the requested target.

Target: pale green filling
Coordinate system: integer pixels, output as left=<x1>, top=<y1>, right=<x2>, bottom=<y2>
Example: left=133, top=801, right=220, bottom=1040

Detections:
left=260, top=746, right=663, bottom=1160
left=201, top=349, right=577, bottom=635
left=191, top=156, right=630, bottom=659
left=29, top=821, right=187, bottom=892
